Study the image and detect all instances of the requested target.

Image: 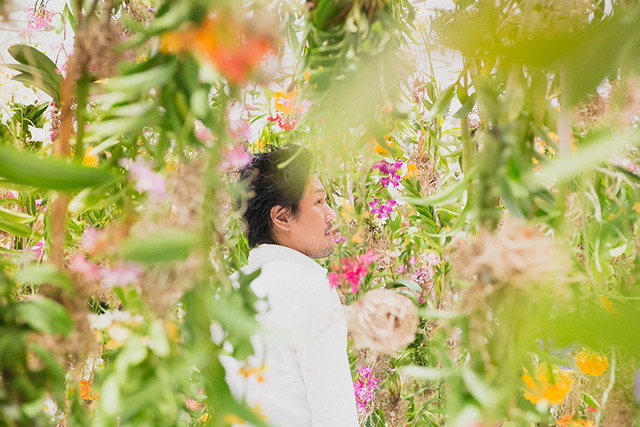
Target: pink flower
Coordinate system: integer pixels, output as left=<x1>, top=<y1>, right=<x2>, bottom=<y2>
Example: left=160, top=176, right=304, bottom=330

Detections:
left=184, top=398, right=202, bottom=411
left=119, top=158, right=167, bottom=198
left=226, top=102, right=256, bottom=141
left=195, top=124, right=214, bottom=144
left=69, top=253, right=103, bottom=281
left=328, top=251, right=377, bottom=294
left=26, top=240, right=44, bottom=261
left=219, top=145, right=252, bottom=170
left=369, top=198, right=397, bottom=220
left=81, top=227, right=100, bottom=253
left=102, top=262, right=143, bottom=288
left=24, top=6, right=54, bottom=32
left=353, top=366, right=380, bottom=416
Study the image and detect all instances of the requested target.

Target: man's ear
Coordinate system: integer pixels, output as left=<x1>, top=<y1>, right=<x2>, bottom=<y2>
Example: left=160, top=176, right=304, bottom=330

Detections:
left=270, top=205, right=292, bottom=232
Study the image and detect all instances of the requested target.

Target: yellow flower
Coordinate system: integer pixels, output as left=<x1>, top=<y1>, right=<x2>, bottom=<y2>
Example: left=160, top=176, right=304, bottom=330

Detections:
left=351, top=234, right=362, bottom=243
left=82, top=146, right=98, bottom=167
left=574, top=350, right=609, bottom=376
left=632, top=202, right=640, bottom=213
left=373, top=139, right=395, bottom=155
left=522, top=363, right=572, bottom=405
left=224, top=413, right=246, bottom=425
left=403, top=162, right=419, bottom=179
left=274, top=89, right=299, bottom=115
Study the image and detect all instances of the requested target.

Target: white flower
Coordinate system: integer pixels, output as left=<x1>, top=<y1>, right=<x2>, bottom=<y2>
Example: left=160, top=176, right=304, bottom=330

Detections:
left=28, top=123, right=52, bottom=144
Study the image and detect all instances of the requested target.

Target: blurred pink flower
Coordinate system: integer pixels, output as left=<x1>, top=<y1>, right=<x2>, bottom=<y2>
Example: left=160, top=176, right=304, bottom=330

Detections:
left=70, top=253, right=103, bottom=281
left=119, top=158, right=166, bottom=198
left=81, top=227, right=100, bottom=253
left=219, top=145, right=252, bottom=170
left=195, top=123, right=214, bottom=144
left=102, top=262, right=143, bottom=288
left=27, top=240, right=44, bottom=261
left=226, top=102, right=255, bottom=141
left=329, top=250, right=377, bottom=294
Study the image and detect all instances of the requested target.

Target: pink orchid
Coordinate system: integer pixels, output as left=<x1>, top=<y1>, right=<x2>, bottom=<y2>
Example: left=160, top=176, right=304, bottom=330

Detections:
left=102, top=262, right=143, bottom=288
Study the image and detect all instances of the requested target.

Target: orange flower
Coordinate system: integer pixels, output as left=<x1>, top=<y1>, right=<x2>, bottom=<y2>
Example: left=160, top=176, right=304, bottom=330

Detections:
left=80, top=379, right=98, bottom=402
left=557, top=414, right=594, bottom=427
left=160, top=15, right=273, bottom=84
left=574, top=350, right=609, bottom=376
left=274, top=89, right=299, bottom=115
left=82, top=146, right=98, bottom=167
left=403, top=162, right=419, bottom=179
left=522, top=364, right=572, bottom=405
left=373, top=140, right=395, bottom=155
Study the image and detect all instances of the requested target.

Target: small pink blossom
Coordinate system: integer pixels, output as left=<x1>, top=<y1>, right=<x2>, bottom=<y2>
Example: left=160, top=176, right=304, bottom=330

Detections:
left=194, top=123, right=214, bottom=144
left=184, top=397, right=202, bottom=411
left=369, top=198, right=397, bottom=220
left=69, top=253, right=103, bottom=281
left=102, top=262, right=143, bottom=288
left=119, top=158, right=166, bottom=198
left=81, top=227, right=100, bottom=253
left=24, top=7, right=54, bottom=32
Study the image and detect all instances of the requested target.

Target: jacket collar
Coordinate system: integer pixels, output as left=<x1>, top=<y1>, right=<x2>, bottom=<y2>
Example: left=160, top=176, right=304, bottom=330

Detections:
left=248, top=244, right=327, bottom=276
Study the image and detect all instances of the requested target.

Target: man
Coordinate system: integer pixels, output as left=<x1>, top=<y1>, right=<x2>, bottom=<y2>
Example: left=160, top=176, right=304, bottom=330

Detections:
left=221, top=145, right=359, bottom=427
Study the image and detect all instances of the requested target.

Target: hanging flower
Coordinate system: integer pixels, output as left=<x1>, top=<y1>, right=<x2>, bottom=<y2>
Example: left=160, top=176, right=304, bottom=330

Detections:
left=369, top=198, right=397, bottom=220
left=344, top=289, right=418, bottom=353
left=574, top=350, right=609, bottom=376
left=80, top=379, right=98, bottom=402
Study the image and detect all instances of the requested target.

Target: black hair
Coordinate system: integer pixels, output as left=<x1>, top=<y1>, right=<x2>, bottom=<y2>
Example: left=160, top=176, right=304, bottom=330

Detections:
left=240, top=145, right=314, bottom=247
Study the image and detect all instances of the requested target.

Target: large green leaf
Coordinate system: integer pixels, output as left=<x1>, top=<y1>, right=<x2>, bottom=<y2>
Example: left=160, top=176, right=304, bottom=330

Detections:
left=119, top=229, right=199, bottom=264
left=0, top=146, right=113, bottom=191
left=15, top=297, right=74, bottom=336
left=8, top=44, right=62, bottom=103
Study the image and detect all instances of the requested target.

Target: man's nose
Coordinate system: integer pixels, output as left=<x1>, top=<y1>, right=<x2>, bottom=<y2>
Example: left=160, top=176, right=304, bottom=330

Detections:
left=326, top=205, right=337, bottom=222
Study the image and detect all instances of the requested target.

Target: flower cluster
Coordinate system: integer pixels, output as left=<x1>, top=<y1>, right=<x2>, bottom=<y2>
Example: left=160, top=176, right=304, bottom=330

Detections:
left=372, top=160, right=403, bottom=188
left=25, top=6, right=54, bottom=33
left=369, top=198, right=397, bottom=220
left=522, top=363, right=573, bottom=405
left=328, top=249, right=377, bottom=294
left=398, top=252, right=441, bottom=304
left=119, top=157, right=167, bottom=199
left=574, top=350, right=609, bottom=376
left=353, top=366, right=380, bottom=416
left=79, top=379, right=98, bottom=402
left=267, top=113, right=297, bottom=130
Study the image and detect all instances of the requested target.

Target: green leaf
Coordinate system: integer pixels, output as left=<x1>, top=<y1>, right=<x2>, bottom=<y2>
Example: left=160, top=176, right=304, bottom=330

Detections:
left=407, top=172, right=473, bottom=207
left=0, top=218, right=39, bottom=239
left=453, top=92, right=477, bottom=119
left=14, top=264, right=72, bottom=291
left=15, top=297, right=74, bottom=336
left=388, top=279, right=422, bottom=293
left=527, top=129, right=640, bottom=189
left=401, top=365, right=453, bottom=381
left=462, top=365, right=498, bottom=407
left=0, top=207, right=34, bottom=224
left=582, top=392, right=599, bottom=408
left=426, top=84, right=456, bottom=119
left=119, top=229, right=199, bottom=264
left=0, top=146, right=113, bottom=191
left=12, top=74, right=59, bottom=103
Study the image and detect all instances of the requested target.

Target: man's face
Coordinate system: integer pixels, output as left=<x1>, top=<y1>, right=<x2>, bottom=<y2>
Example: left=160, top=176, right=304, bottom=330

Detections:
left=286, top=176, right=337, bottom=259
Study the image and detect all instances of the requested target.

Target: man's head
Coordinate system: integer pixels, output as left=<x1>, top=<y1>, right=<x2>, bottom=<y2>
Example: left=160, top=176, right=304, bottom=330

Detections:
left=241, top=146, right=336, bottom=259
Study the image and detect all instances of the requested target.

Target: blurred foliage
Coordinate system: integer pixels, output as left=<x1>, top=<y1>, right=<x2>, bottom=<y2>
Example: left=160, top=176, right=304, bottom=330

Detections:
left=0, top=0, right=639, bottom=426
